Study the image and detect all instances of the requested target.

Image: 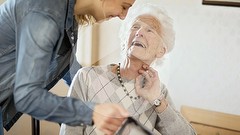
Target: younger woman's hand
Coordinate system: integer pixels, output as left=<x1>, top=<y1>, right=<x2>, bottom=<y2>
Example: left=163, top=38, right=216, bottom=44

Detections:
left=93, top=103, right=129, bottom=135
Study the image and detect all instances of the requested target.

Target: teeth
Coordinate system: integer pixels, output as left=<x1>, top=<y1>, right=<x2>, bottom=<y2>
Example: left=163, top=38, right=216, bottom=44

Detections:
left=132, top=41, right=146, bottom=48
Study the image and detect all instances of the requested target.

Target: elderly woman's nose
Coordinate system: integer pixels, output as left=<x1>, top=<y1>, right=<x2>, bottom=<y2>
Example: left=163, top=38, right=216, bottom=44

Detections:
left=135, top=29, right=144, bottom=37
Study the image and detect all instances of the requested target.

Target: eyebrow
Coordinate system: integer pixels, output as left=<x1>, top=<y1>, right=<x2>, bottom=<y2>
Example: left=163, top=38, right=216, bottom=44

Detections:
left=133, top=20, right=161, bottom=35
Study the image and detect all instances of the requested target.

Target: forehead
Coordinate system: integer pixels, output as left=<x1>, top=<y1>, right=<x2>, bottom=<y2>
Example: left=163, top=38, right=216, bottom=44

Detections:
left=134, top=15, right=161, bottom=34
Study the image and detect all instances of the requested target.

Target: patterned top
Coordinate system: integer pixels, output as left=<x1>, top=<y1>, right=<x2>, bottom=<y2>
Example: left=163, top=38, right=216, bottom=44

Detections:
left=60, top=64, right=196, bottom=135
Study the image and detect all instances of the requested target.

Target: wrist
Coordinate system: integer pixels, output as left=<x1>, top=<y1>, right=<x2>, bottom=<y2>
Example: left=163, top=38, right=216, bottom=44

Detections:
left=150, top=93, right=164, bottom=107
left=155, top=98, right=168, bottom=113
left=150, top=94, right=168, bottom=113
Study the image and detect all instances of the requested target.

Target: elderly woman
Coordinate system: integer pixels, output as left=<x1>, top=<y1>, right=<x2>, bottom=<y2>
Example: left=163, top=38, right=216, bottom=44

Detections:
left=60, top=3, right=196, bottom=135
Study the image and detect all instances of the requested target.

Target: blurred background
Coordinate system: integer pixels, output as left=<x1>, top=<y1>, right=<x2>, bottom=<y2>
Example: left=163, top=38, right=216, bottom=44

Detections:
left=1, top=0, right=240, bottom=134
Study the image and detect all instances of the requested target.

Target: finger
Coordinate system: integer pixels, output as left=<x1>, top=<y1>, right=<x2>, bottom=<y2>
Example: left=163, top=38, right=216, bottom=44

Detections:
left=106, top=117, right=125, bottom=126
left=146, top=70, right=154, bottom=78
left=100, top=123, right=120, bottom=134
left=99, top=117, right=125, bottom=134
left=141, top=70, right=152, bottom=81
left=147, top=67, right=159, bottom=78
left=108, top=122, right=121, bottom=131
left=139, top=68, right=154, bottom=78
left=138, top=69, right=146, bottom=74
left=102, top=117, right=126, bottom=134
left=135, top=74, right=148, bottom=93
left=135, top=75, right=143, bottom=90
left=142, top=64, right=149, bottom=70
left=115, top=105, right=129, bottom=118
left=101, top=128, right=115, bottom=135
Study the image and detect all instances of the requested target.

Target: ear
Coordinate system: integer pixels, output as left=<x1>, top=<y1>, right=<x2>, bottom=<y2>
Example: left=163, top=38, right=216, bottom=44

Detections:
left=156, top=46, right=166, bottom=58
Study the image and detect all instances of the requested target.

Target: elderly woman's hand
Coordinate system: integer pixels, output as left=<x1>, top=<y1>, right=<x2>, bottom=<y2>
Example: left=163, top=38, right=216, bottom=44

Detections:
left=135, top=66, right=162, bottom=102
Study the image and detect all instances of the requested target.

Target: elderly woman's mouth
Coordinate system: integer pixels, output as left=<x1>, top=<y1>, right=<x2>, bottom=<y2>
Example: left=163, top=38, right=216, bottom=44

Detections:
left=131, top=41, right=146, bottom=48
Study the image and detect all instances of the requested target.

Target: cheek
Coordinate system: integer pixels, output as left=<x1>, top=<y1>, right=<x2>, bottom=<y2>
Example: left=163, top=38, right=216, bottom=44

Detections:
left=151, top=44, right=161, bottom=53
left=106, top=6, right=121, bottom=15
left=148, top=41, right=161, bottom=53
left=150, top=37, right=161, bottom=48
left=127, top=33, right=135, bottom=47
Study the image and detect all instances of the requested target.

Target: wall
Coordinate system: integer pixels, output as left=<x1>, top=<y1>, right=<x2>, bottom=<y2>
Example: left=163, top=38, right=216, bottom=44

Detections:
left=0, top=0, right=4, bottom=4
left=161, top=0, right=240, bottom=115
left=76, top=19, right=122, bottom=66
left=93, top=0, right=240, bottom=115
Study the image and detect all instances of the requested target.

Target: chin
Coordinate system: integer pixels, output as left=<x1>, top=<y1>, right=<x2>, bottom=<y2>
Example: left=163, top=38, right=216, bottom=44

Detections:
left=96, top=19, right=105, bottom=23
left=95, top=15, right=108, bottom=22
left=95, top=18, right=108, bottom=23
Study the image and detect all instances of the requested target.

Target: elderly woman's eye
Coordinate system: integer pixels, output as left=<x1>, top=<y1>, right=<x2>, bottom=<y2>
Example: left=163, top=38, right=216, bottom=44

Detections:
left=147, top=29, right=153, bottom=32
left=131, top=25, right=139, bottom=29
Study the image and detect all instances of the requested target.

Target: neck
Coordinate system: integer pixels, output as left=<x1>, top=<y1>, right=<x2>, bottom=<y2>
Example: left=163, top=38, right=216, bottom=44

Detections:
left=120, top=59, right=149, bottom=80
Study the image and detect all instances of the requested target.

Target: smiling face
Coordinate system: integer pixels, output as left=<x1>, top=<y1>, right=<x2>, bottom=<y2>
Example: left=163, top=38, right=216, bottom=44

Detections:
left=126, top=15, right=166, bottom=64
left=94, top=0, right=135, bottom=22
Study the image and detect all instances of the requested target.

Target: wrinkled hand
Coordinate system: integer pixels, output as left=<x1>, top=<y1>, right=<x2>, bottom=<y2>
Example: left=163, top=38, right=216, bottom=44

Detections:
left=135, top=66, right=161, bottom=101
left=93, top=103, right=129, bottom=135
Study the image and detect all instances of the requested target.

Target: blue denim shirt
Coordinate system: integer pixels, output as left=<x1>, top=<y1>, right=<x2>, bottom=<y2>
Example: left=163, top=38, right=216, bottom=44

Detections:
left=0, top=0, right=95, bottom=130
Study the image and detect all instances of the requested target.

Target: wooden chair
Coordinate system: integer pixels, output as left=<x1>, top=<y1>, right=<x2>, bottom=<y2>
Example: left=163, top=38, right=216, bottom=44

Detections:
left=181, top=105, right=240, bottom=135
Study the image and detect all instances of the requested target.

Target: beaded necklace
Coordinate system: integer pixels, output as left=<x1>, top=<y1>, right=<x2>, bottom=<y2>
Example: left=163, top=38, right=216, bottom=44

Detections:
left=116, top=63, right=140, bottom=100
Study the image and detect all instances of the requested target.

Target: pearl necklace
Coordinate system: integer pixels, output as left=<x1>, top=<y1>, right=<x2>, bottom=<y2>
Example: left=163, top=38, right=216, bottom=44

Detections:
left=117, top=63, right=140, bottom=100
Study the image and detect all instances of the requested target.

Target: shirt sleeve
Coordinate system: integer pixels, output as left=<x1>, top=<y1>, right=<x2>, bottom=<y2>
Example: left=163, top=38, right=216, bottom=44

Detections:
left=60, top=68, right=90, bottom=134
left=154, top=85, right=197, bottom=135
left=14, top=11, right=95, bottom=126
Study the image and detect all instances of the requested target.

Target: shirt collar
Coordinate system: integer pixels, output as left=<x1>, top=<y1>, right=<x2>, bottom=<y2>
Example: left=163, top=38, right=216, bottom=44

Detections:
left=65, top=0, right=76, bottom=30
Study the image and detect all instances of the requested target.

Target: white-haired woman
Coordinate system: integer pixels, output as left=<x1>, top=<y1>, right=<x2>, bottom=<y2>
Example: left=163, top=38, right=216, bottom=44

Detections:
left=60, top=3, right=196, bottom=135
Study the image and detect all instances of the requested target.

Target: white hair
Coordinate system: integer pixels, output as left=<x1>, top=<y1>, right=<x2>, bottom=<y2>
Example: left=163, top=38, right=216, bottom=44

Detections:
left=119, top=3, right=175, bottom=64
